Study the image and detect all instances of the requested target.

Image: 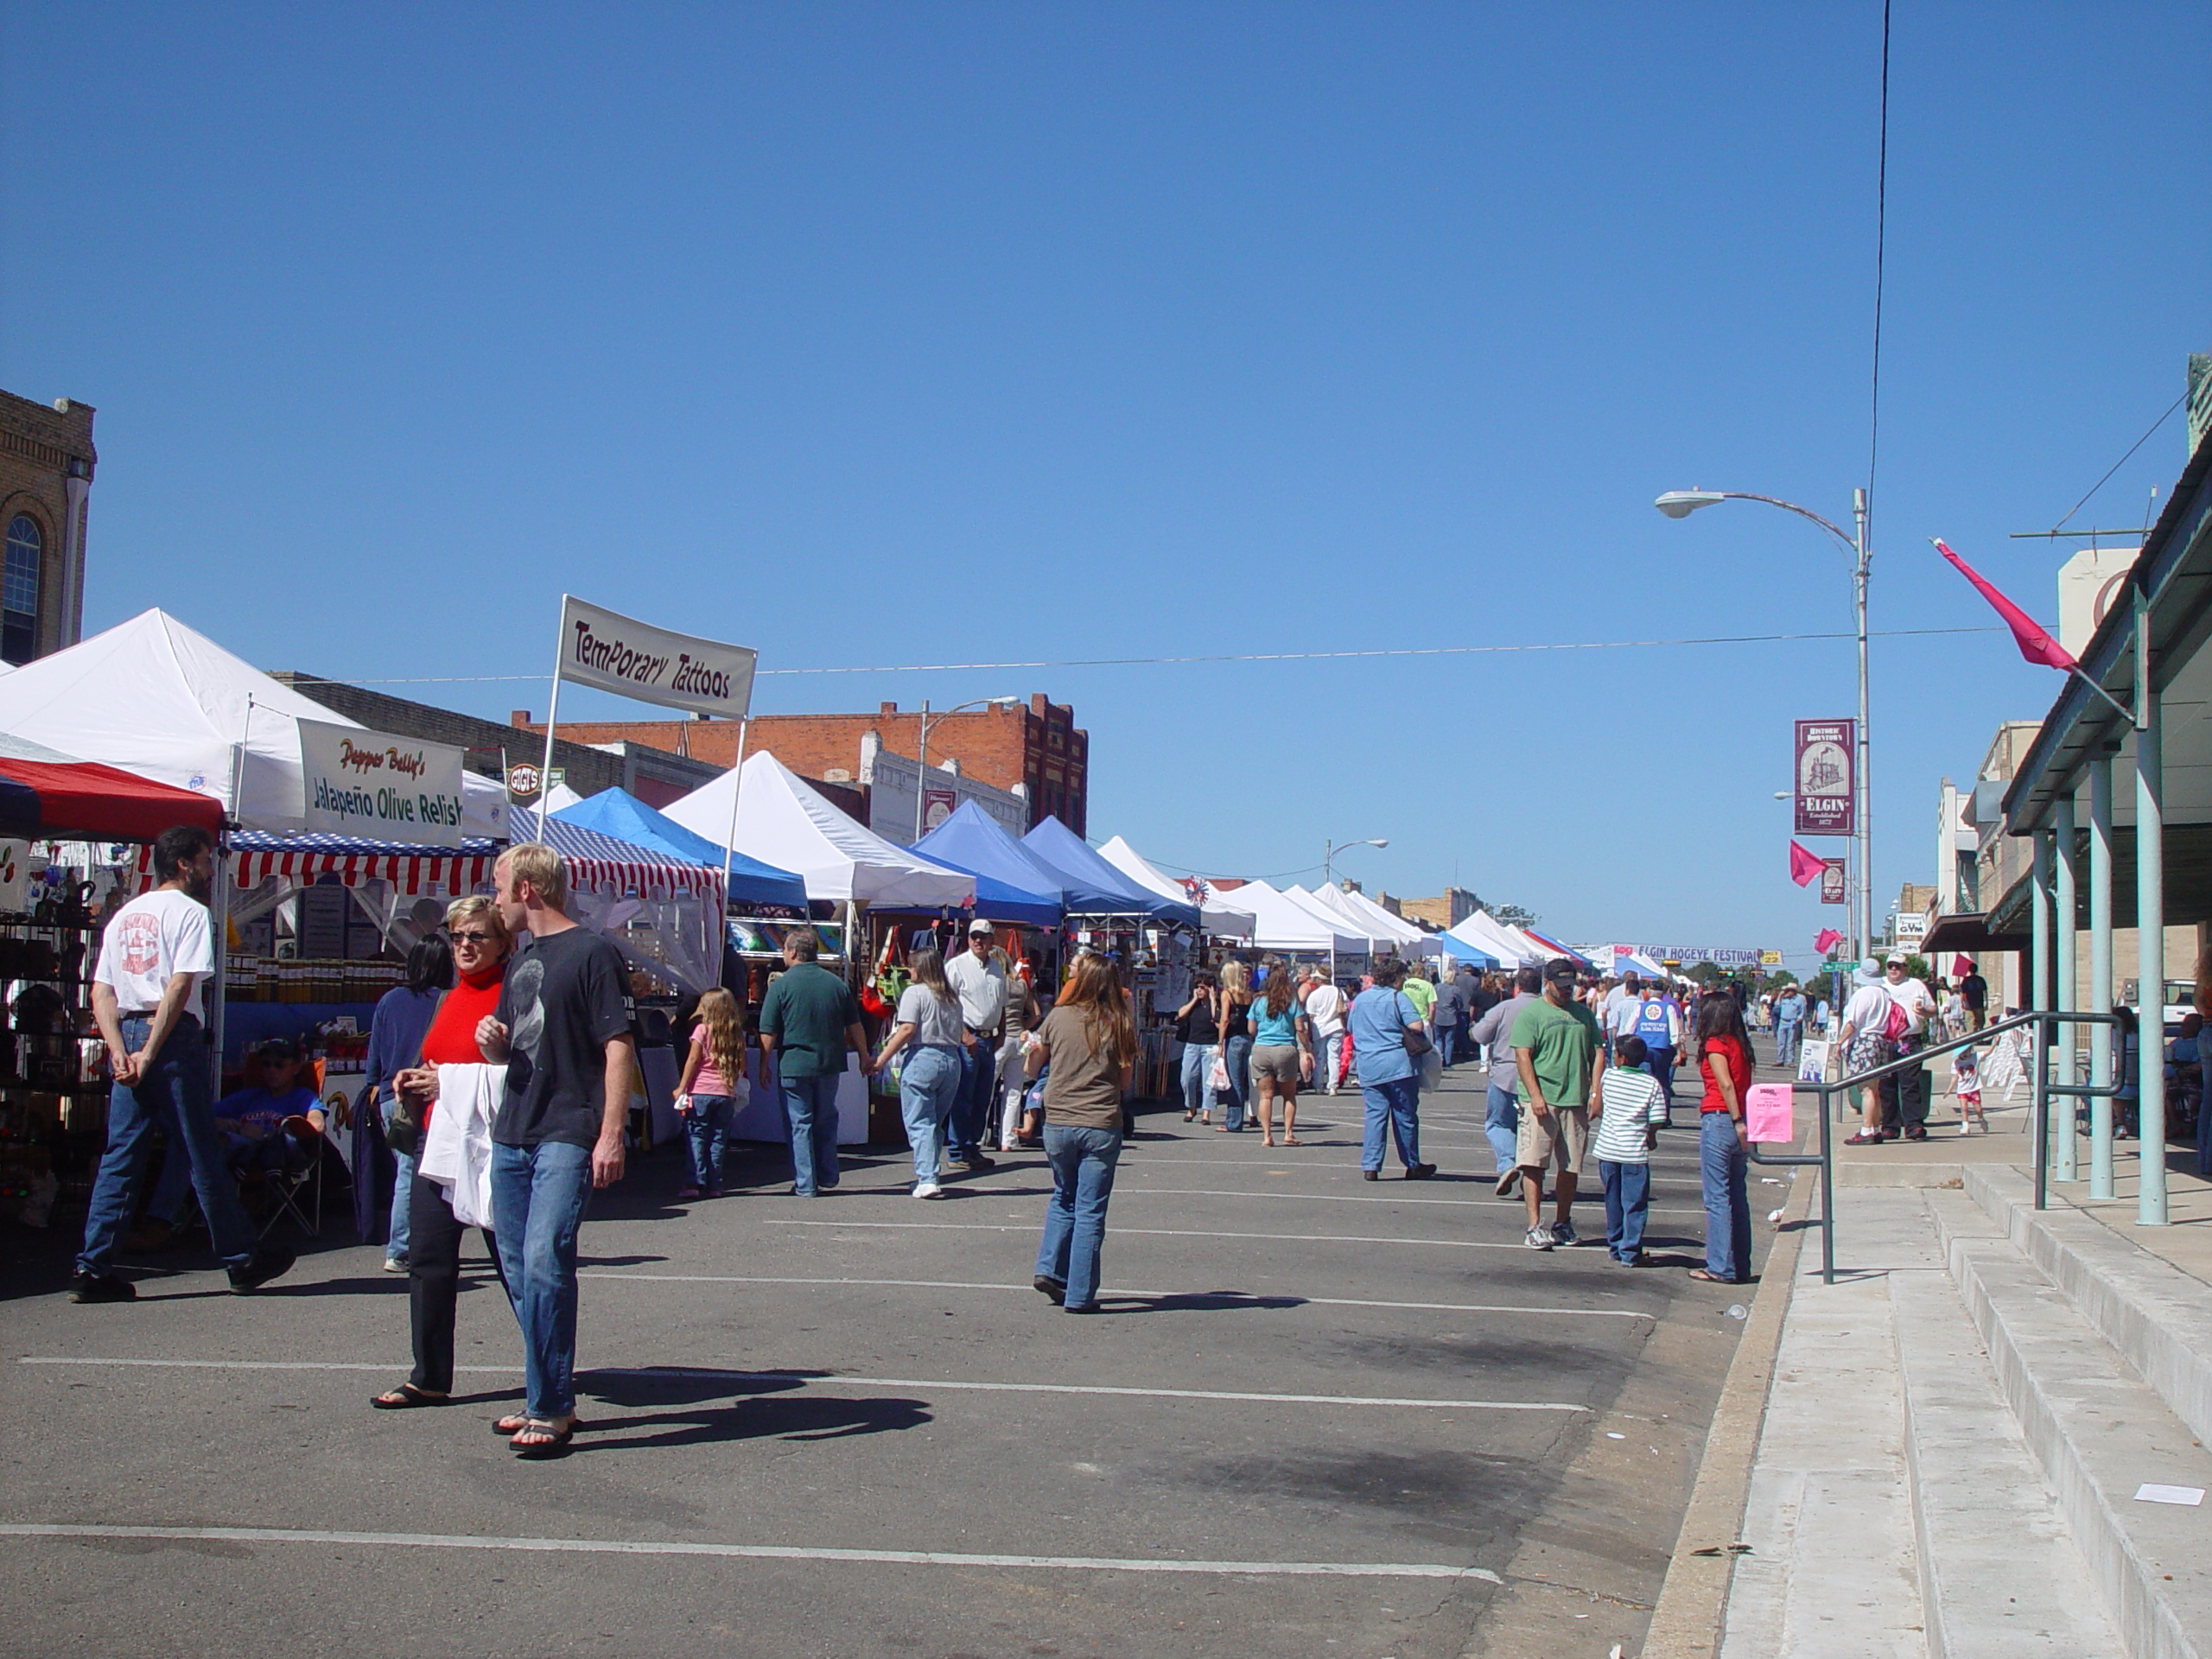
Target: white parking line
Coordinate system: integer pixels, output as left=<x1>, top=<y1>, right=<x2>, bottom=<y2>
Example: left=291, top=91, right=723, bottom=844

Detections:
left=571, top=1270, right=1654, bottom=1318
left=15, top=1357, right=1585, bottom=1412
left=763, top=1217, right=1589, bottom=1251
left=0, top=1522, right=1497, bottom=1580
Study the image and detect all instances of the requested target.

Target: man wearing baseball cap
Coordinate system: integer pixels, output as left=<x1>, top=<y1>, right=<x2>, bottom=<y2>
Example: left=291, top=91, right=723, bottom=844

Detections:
left=944, top=919, right=1011, bottom=1171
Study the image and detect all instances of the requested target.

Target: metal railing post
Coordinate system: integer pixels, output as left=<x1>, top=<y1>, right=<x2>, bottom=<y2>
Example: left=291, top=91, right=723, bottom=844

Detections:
left=2054, top=795, right=2079, bottom=1182
left=2090, top=750, right=2117, bottom=1198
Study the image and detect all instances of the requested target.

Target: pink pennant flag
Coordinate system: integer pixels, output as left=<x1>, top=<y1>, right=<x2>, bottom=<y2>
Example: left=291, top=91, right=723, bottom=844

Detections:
left=1789, top=840, right=1825, bottom=887
left=1815, top=927, right=1845, bottom=955
left=1933, top=537, right=2077, bottom=671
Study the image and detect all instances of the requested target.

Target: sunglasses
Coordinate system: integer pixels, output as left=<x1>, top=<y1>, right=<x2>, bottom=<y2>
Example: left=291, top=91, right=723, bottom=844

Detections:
left=451, top=930, right=499, bottom=946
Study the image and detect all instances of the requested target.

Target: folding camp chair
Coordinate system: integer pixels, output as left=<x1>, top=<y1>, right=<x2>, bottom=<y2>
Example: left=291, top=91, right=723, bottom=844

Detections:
left=251, top=1116, right=327, bottom=1240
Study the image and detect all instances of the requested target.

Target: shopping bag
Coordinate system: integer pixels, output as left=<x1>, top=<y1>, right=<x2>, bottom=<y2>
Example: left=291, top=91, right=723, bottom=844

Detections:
left=1416, top=1046, right=1444, bottom=1092
left=1745, top=1082, right=1795, bottom=1144
left=1208, top=1048, right=1230, bottom=1094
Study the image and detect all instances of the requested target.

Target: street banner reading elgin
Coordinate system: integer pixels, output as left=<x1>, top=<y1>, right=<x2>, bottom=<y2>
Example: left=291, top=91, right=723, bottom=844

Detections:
left=1794, top=718, right=1856, bottom=836
left=300, top=718, right=467, bottom=847
left=557, top=595, right=756, bottom=720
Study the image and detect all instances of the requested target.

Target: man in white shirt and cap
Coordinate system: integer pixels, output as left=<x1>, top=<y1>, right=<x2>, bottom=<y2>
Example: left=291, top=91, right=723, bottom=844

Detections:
left=944, top=919, right=1010, bottom=1172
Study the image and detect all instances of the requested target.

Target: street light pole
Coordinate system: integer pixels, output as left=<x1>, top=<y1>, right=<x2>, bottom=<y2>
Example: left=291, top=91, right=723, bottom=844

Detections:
left=1324, top=836, right=1389, bottom=886
left=913, top=696, right=1020, bottom=842
left=1657, top=486, right=1873, bottom=957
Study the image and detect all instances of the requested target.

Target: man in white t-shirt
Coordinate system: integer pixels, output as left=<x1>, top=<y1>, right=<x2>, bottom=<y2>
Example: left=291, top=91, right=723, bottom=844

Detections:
left=944, top=920, right=1011, bottom=1172
left=73, top=825, right=294, bottom=1302
left=1303, top=969, right=1348, bottom=1095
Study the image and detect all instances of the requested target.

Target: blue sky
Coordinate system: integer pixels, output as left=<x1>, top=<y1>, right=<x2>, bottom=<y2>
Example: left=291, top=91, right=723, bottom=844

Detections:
left=3, top=3, right=2205, bottom=962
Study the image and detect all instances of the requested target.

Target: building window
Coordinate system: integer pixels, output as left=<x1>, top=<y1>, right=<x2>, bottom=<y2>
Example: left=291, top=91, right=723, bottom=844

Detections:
left=3, top=516, right=40, bottom=664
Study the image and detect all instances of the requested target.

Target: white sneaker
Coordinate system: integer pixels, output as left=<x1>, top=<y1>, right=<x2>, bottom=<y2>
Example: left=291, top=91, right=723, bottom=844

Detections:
left=1524, top=1226, right=1554, bottom=1251
left=382, top=1257, right=408, bottom=1274
left=912, top=1181, right=944, bottom=1199
left=1550, top=1219, right=1579, bottom=1248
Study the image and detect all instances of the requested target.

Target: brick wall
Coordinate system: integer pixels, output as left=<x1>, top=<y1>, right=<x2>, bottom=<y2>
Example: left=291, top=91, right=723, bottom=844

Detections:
left=0, top=388, right=96, bottom=661
left=521, top=691, right=1089, bottom=832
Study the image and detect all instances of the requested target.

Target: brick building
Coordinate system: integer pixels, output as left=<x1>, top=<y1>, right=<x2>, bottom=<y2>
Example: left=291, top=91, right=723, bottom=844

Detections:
left=519, top=693, right=1090, bottom=833
left=0, top=389, right=96, bottom=665
left=269, top=671, right=723, bottom=808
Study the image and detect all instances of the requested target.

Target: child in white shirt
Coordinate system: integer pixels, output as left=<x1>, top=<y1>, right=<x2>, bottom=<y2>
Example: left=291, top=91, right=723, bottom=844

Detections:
left=1593, top=1035, right=1669, bottom=1265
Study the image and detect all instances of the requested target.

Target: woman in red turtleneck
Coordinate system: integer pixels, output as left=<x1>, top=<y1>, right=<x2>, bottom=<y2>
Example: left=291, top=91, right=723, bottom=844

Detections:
left=372, top=895, right=511, bottom=1410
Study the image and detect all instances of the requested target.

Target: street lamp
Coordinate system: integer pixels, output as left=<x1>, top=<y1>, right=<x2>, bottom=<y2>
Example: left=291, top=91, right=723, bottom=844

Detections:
left=914, top=696, right=1019, bottom=840
left=1656, top=486, right=1873, bottom=960
left=1324, top=836, right=1389, bottom=885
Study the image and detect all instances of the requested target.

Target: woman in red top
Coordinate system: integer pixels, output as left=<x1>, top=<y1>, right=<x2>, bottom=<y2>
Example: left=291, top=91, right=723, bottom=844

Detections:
left=1690, top=992, right=1755, bottom=1285
left=372, top=895, right=512, bottom=1410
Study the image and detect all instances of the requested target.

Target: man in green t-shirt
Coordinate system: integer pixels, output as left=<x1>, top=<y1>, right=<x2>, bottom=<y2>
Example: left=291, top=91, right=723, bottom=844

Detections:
left=758, top=929, right=868, bottom=1198
left=1510, top=958, right=1605, bottom=1253
left=1401, top=966, right=1437, bottom=1029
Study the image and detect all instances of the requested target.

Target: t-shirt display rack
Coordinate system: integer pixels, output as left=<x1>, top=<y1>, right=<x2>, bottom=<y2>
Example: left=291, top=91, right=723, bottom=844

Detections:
left=0, top=906, right=107, bottom=1224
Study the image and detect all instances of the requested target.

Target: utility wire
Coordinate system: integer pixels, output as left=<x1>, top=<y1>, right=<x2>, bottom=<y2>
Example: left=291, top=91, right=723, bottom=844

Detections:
left=334, top=626, right=2004, bottom=687
left=2049, top=389, right=2189, bottom=533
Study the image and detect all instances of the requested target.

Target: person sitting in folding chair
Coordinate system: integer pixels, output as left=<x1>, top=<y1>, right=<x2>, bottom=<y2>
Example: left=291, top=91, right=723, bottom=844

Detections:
left=217, top=1037, right=326, bottom=1174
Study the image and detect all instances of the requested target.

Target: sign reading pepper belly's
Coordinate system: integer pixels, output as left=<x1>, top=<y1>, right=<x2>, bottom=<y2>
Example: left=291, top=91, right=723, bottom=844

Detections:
left=299, top=718, right=468, bottom=847
left=558, top=595, right=757, bottom=719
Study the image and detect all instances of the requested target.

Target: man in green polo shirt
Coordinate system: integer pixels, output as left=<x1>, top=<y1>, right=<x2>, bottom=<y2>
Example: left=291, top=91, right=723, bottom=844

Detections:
left=1510, top=958, right=1605, bottom=1252
left=758, top=928, right=867, bottom=1198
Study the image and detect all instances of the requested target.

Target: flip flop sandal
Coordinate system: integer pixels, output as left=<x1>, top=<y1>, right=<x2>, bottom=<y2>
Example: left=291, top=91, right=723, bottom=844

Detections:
left=371, top=1382, right=448, bottom=1409
left=1281, top=1137, right=1304, bottom=1147
left=1688, top=1269, right=1731, bottom=1283
left=511, top=1420, right=575, bottom=1458
left=493, top=1413, right=587, bottom=1435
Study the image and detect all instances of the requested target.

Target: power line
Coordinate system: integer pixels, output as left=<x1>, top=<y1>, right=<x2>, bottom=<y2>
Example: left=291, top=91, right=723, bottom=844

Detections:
left=2048, top=389, right=2189, bottom=533
left=333, top=626, right=2004, bottom=687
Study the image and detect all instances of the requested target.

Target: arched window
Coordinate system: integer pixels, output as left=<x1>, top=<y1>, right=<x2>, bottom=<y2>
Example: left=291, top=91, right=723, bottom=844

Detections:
left=3, top=515, right=40, bottom=664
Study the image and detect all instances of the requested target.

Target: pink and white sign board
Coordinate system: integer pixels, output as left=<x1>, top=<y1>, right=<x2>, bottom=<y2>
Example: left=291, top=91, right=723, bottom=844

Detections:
left=1745, top=1082, right=1796, bottom=1145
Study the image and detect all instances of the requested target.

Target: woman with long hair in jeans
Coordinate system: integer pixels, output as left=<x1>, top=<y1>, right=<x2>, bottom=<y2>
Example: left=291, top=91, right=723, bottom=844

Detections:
left=1027, top=953, right=1138, bottom=1313
left=871, top=947, right=970, bottom=1199
left=674, top=988, right=747, bottom=1200
left=1217, top=959, right=1255, bottom=1133
left=1689, top=992, right=1755, bottom=1284
left=1173, top=972, right=1220, bottom=1125
left=372, top=894, right=512, bottom=1411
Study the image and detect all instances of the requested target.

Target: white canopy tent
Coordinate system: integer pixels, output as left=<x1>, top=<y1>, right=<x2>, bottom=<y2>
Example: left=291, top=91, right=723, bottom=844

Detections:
left=1445, top=910, right=1543, bottom=967
left=0, top=607, right=509, bottom=836
left=664, top=749, right=974, bottom=909
left=1227, top=880, right=1365, bottom=956
left=1312, top=881, right=1444, bottom=957
left=1096, top=835, right=1255, bottom=938
left=1285, top=885, right=1388, bottom=951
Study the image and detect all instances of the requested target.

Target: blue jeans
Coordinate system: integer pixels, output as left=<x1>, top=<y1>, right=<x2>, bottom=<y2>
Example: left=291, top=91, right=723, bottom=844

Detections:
left=490, top=1140, right=594, bottom=1421
left=1433, top=1024, right=1458, bottom=1068
left=781, top=1072, right=843, bottom=1194
left=1774, top=1020, right=1802, bottom=1066
left=1179, top=1041, right=1216, bottom=1118
left=382, top=1097, right=416, bottom=1260
left=899, top=1046, right=963, bottom=1185
left=1484, top=1083, right=1521, bottom=1175
left=1035, top=1124, right=1122, bottom=1310
left=1646, top=1047, right=1677, bottom=1116
left=78, top=1015, right=254, bottom=1275
left=1221, top=1034, right=1253, bottom=1131
left=1600, top=1159, right=1651, bottom=1260
left=1360, top=1074, right=1421, bottom=1172
left=1699, top=1111, right=1751, bottom=1281
left=952, top=1039, right=998, bottom=1159
left=681, top=1093, right=737, bottom=1192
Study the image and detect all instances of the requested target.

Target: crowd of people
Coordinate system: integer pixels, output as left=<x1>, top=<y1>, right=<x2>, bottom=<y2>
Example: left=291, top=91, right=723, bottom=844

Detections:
left=69, top=830, right=1815, bottom=1460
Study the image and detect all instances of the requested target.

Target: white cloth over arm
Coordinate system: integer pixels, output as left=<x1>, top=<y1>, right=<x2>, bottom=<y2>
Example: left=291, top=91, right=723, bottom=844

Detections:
left=416, top=1062, right=507, bottom=1230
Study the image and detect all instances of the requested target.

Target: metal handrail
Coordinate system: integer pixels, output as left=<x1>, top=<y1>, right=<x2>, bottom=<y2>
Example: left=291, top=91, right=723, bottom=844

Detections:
left=1722, top=1008, right=2124, bottom=1287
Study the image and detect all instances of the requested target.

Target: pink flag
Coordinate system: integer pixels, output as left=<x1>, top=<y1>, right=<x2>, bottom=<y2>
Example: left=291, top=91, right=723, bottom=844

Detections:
left=1933, top=537, right=2077, bottom=671
left=1815, top=927, right=1844, bottom=955
left=1789, top=840, right=1825, bottom=887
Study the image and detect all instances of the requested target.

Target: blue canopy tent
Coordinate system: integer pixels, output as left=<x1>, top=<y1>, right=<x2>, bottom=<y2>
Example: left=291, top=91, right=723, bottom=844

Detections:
left=554, top=785, right=809, bottom=911
left=912, top=801, right=1064, bottom=927
left=1021, top=816, right=1201, bottom=927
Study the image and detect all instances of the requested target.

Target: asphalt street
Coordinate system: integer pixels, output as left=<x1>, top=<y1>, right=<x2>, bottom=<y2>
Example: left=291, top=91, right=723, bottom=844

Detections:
left=0, top=1060, right=1775, bottom=1658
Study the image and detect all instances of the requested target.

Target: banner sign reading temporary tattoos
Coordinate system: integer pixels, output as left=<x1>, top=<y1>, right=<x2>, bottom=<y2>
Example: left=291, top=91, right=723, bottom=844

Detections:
left=1795, top=719, right=1856, bottom=835
left=299, top=718, right=467, bottom=846
left=556, top=595, right=756, bottom=719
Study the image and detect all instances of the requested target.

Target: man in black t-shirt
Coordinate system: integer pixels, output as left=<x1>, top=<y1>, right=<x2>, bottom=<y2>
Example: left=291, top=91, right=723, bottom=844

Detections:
left=477, top=843, right=635, bottom=1458
left=1959, top=961, right=1988, bottom=1032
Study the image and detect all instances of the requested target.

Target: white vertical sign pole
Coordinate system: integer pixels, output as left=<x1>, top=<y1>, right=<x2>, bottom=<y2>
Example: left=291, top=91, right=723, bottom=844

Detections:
left=721, top=716, right=750, bottom=915
left=536, top=596, right=568, bottom=840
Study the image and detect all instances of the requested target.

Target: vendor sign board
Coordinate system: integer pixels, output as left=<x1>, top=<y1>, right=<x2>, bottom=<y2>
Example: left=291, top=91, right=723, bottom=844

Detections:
left=1795, top=719, right=1856, bottom=836
left=556, top=595, right=756, bottom=720
left=1820, top=859, right=1847, bottom=903
left=299, top=718, right=467, bottom=847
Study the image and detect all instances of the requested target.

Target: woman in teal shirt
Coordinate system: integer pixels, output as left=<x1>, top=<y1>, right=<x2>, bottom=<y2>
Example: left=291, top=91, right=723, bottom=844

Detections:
left=1248, top=962, right=1314, bottom=1147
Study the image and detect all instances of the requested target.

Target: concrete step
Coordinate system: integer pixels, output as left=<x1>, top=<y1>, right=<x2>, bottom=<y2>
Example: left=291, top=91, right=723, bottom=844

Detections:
left=1908, top=1194, right=2124, bottom=1657
left=1932, top=1194, right=2212, bottom=1659
left=1967, top=1164, right=2212, bottom=1449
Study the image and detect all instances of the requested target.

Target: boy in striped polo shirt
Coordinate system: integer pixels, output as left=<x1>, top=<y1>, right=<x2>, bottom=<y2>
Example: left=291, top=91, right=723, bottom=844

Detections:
left=1593, top=1034, right=1669, bottom=1266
